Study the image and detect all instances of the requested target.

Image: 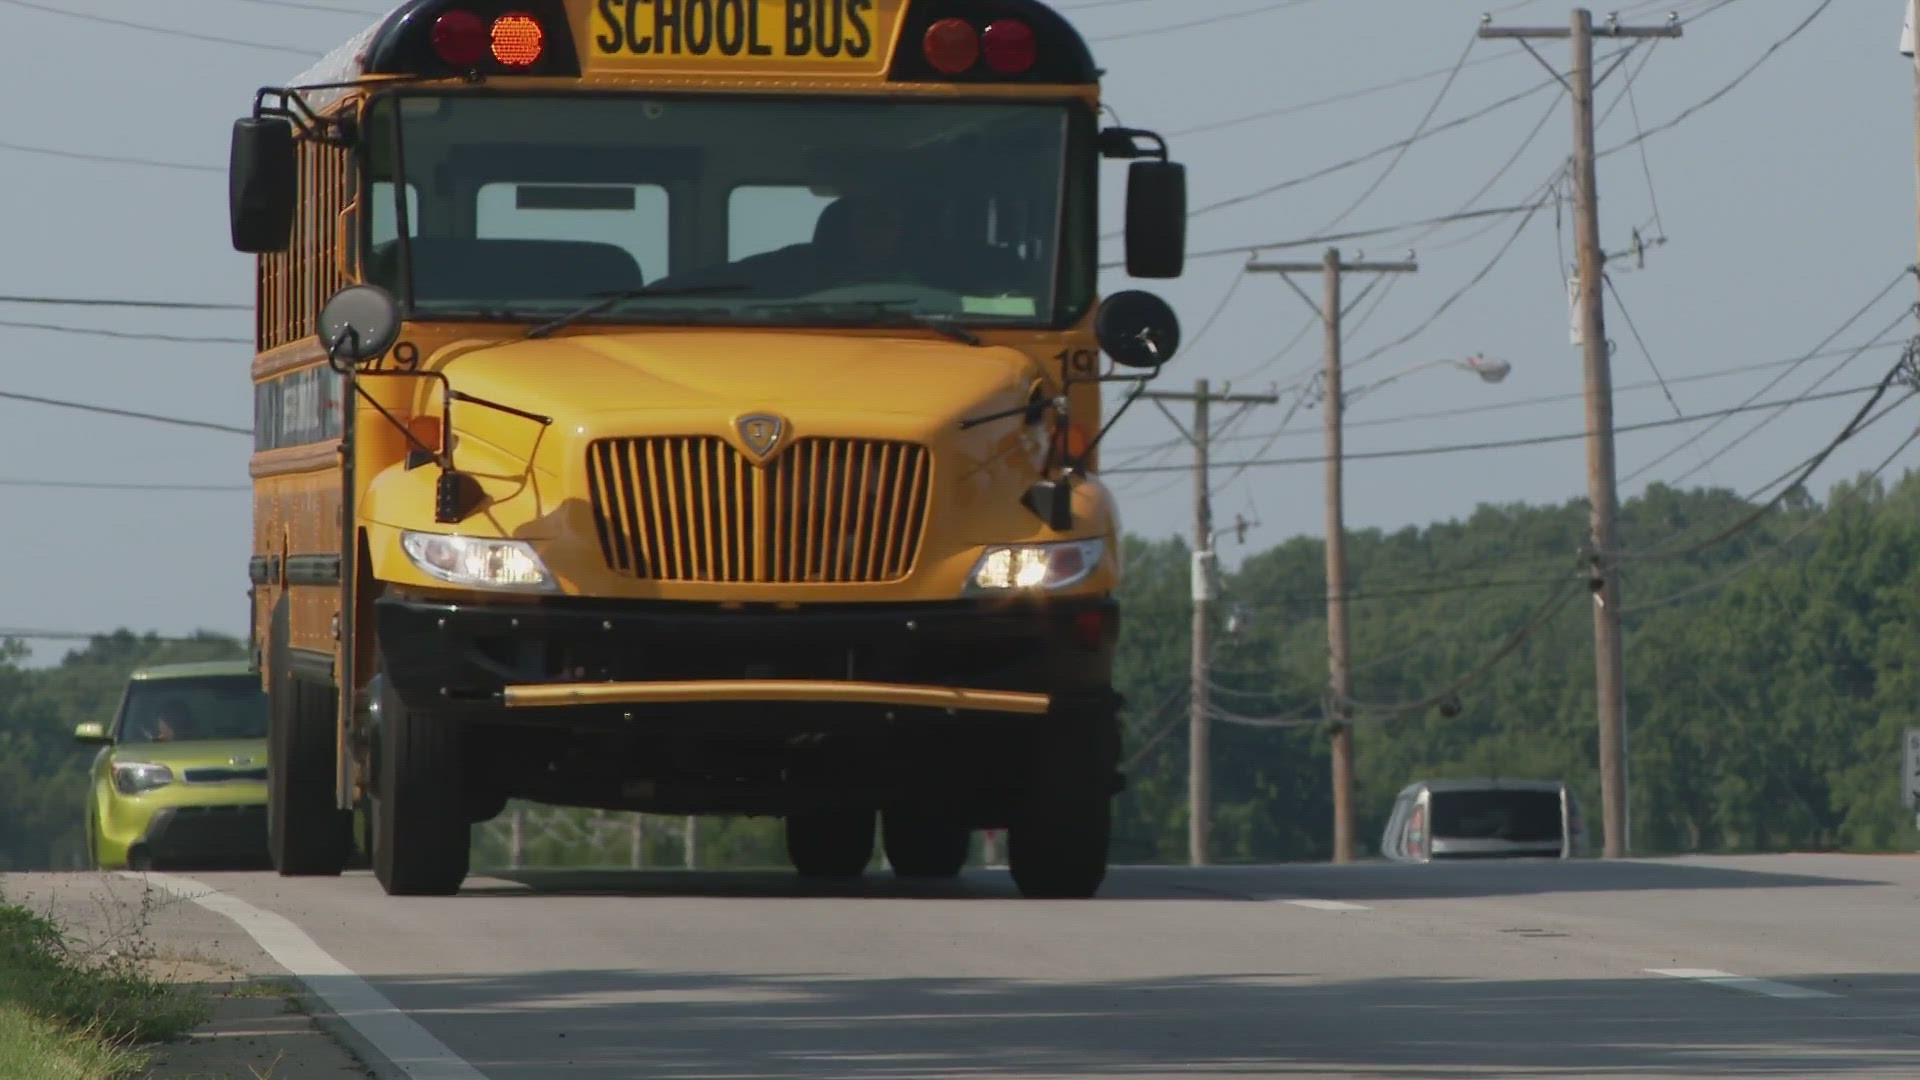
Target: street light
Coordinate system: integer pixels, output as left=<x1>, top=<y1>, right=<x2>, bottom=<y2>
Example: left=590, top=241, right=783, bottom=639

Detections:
left=1346, top=353, right=1512, bottom=403
left=1321, top=350, right=1514, bottom=864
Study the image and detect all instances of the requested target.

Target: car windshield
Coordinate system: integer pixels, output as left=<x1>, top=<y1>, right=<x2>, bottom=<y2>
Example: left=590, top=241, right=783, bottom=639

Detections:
left=360, top=93, right=1090, bottom=328
left=1429, top=789, right=1564, bottom=843
left=115, top=675, right=267, bottom=743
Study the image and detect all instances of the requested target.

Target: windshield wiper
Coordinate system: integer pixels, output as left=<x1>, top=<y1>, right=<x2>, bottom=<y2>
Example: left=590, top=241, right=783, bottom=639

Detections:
left=758, top=302, right=985, bottom=347
left=526, top=284, right=746, bottom=340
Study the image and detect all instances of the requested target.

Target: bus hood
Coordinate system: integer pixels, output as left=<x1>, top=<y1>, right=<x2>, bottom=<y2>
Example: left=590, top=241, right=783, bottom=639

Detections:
left=435, top=330, right=1046, bottom=431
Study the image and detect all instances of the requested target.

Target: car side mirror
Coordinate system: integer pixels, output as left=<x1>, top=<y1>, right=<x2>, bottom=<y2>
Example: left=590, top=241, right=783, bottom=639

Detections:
left=1125, top=161, right=1187, bottom=280
left=230, top=116, right=297, bottom=254
left=1095, top=290, right=1182, bottom=370
left=73, top=722, right=111, bottom=746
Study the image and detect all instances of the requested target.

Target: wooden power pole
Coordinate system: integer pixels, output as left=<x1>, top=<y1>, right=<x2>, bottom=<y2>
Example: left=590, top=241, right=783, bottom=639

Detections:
left=1140, top=379, right=1280, bottom=866
left=1478, top=8, right=1681, bottom=859
left=1249, top=248, right=1417, bottom=864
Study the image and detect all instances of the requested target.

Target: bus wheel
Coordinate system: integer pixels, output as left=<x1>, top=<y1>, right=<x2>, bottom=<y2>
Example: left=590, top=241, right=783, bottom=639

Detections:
left=786, top=811, right=874, bottom=880
left=267, top=609, right=352, bottom=877
left=881, top=812, right=970, bottom=879
left=370, top=674, right=469, bottom=897
left=1007, top=698, right=1119, bottom=900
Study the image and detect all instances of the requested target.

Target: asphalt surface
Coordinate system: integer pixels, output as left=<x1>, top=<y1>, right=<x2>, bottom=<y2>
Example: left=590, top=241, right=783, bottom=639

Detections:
left=12, top=854, right=1920, bottom=1078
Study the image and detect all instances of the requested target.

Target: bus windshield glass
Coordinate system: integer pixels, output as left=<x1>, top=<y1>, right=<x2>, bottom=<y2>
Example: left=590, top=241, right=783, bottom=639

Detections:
left=361, top=94, right=1090, bottom=329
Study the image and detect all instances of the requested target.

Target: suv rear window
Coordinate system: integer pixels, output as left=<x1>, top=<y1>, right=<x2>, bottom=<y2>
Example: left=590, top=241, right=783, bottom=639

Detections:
left=1429, top=789, right=1563, bottom=842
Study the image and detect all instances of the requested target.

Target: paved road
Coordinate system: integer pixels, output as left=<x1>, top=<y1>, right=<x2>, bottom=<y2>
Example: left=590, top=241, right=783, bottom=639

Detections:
left=12, top=854, right=1920, bottom=1078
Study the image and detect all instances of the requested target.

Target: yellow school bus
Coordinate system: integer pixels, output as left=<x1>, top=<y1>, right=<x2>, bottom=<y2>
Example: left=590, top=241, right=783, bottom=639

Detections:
left=230, top=0, right=1186, bottom=899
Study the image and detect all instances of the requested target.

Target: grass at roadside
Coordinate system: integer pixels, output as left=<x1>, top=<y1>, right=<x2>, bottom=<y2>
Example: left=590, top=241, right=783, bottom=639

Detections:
left=0, top=897, right=210, bottom=1078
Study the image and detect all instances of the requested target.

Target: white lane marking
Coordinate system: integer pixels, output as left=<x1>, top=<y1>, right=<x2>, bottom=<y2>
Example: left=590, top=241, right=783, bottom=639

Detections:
left=1286, top=899, right=1372, bottom=912
left=123, top=872, right=489, bottom=1080
left=1647, top=968, right=1838, bottom=1000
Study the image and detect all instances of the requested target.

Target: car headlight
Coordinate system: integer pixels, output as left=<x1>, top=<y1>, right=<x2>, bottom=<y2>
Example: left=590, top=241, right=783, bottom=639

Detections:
left=965, top=540, right=1106, bottom=594
left=401, top=531, right=556, bottom=592
left=112, top=762, right=174, bottom=796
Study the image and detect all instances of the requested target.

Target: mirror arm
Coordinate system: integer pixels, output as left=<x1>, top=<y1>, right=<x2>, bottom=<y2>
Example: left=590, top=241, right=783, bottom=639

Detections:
left=1071, top=364, right=1162, bottom=469
left=1097, top=126, right=1170, bottom=162
left=251, top=87, right=352, bottom=146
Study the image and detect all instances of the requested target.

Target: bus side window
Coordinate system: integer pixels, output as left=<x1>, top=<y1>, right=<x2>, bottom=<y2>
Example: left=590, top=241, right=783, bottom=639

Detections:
left=477, top=182, right=669, bottom=284
left=729, top=185, right=837, bottom=262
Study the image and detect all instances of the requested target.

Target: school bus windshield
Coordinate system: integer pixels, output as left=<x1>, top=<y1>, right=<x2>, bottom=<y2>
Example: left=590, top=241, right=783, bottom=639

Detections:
left=361, top=93, right=1094, bottom=329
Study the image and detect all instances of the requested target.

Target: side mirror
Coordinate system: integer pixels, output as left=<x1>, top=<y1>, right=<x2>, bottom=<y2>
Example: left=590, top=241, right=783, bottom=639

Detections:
left=318, top=284, right=402, bottom=364
left=229, top=117, right=297, bottom=254
left=73, top=722, right=110, bottom=746
left=1125, top=161, right=1187, bottom=280
left=1095, top=290, right=1182, bottom=370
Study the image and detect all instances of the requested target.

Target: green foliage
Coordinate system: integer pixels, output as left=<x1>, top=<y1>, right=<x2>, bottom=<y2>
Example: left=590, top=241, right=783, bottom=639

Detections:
left=1111, top=472, right=1920, bottom=863
left=0, top=896, right=209, bottom=1077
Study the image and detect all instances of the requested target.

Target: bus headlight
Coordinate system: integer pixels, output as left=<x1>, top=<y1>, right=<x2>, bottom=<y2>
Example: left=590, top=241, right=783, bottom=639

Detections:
left=112, top=762, right=174, bottom=796
left=965, top=540, right=1105, bottom=594
left=401, top=532, right=556, bottom=592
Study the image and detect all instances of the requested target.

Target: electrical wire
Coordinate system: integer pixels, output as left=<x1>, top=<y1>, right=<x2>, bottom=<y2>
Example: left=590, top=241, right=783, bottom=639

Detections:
left=1622, top=269, right=1915, bottom=484
left=1316, top=31, right=1481, bottom=234
left=0, top=390, right=249, bottom=436
left=0, top=294, right=246, bottom=311
left=1103, top=382, right=1899, bottom=476
left=0, top=319, right=250, bottom=345
left=1088, top=0, right=1317, bottom=45
left=0, top=0, right=320, bottom=56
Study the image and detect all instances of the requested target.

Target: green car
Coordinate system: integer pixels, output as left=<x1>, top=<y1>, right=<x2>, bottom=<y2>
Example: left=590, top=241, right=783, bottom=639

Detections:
left=75, top=660, right=271, bottom=871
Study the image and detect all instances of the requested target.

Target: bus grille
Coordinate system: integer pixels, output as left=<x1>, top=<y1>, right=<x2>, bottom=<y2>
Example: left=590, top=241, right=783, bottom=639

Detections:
left=587, top=437, right=932, bottom=584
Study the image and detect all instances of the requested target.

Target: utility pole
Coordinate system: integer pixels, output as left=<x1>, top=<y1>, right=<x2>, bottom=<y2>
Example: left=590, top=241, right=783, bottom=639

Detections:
left=1249, top=248, right=1418, bottom=864
left=1909, top=2, right=1920, bottom=314
left=1479, top=8, right=1681, bottom=859
left=1140, top=379, right=1281, bottom=866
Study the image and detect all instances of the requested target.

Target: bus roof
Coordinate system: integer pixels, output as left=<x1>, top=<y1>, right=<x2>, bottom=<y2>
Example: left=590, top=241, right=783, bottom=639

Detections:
left=285, top=0, right=1097, bottom=107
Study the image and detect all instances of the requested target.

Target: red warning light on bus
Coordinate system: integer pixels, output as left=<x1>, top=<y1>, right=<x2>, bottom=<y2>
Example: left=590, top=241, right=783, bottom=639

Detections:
left=491, top=13, right=545, bottom=68
left=431, top=10, right=488, bottom=67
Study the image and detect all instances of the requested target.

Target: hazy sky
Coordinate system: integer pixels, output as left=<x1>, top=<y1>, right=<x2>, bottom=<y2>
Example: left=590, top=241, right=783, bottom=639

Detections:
left=0, top=0, right=1907, bottom=663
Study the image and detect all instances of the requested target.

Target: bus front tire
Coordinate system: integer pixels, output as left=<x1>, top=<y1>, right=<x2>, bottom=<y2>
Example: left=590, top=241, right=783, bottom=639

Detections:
left=371, top=677, right=470, bottom=897
left=1007, top=700, right=1119, bottom=901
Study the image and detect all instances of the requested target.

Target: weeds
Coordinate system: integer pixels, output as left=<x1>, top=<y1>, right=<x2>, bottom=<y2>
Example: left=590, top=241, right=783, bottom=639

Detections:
left=0, top=882, right=210, bottom=1077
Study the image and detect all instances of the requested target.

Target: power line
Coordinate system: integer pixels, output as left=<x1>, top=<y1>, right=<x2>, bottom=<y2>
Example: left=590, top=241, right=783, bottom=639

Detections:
left=1622, top=269, right=1915, bottom=484
left=1109, top=334, right=1909, bottom=455
left=1088, top=0, right=1316, bottom=44
left=0, top=294, right=245, bottom=311
left=0, top=319, right=250, bottom=345
left=0, top=390, right=249, bottom=437
left=1132, top=203, right=1542, bottom=270
left=1104, top=382, right=1899, bottom=476
left=1316, top=30, right=1482, bottom=234
left=1167, top=71, right=1575, bottom=230
left=0, top=0, right=320, bottom=55
left=1664, top=310, right=1914, bottom=489
left=1596, top=0, right=1835, bottom=163
left=218, top=0, right=385, bottom=15
left=0, top=139, right=221, bottom=174
left=1613, top=350, right=1920, bottom=564
left=0, top=478, right=246, bottom=493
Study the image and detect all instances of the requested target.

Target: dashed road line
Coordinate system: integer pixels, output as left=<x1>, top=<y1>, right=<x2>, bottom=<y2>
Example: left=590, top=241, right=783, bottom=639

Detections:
left=1647, top=968, right=1838, bottom=1000
left=1286, top=899, right=1372, bottom=912
left=124, top=871, right=489, bottom=1079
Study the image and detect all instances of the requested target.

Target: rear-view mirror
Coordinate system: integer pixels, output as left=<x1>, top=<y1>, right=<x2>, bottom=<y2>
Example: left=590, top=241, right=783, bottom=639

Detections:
left=229, top=116, right=297, bottom=254
left=1125, top=161, right=1187, bottom=280
left=319, top=284, right=402, bottom=364
left=1095, top=290, right=1182, bottom=370
left=73, top=722, right=110, bottom=746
